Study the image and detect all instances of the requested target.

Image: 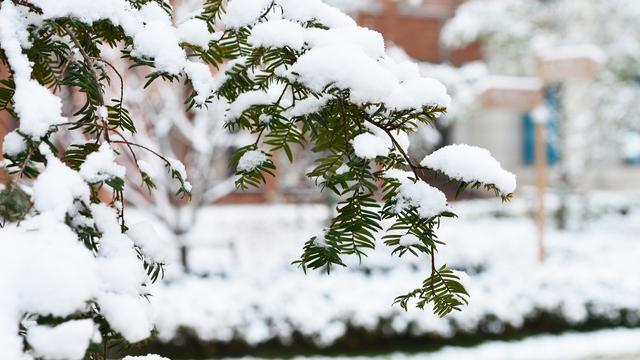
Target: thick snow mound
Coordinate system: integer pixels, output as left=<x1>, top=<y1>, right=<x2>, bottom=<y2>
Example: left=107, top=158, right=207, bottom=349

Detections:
left=352, top=133, right=390, bottom=159
left=421, top=144, right=516, bottom=195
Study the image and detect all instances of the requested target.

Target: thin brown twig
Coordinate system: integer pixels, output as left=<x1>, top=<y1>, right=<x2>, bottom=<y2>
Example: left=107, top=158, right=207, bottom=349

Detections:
left=365, top=115, right=439, bottom=286
left=11, top=0, right=42, bottom=14
left=96, top=58, right=124, bottom=107
left=109, top=128, right=139, bottom=169
left=110, top=140, right=171, bottom=166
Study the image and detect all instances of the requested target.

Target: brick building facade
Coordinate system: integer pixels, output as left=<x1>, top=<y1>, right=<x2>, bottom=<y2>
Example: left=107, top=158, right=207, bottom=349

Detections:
left=356, top=0, right=479, bottom=64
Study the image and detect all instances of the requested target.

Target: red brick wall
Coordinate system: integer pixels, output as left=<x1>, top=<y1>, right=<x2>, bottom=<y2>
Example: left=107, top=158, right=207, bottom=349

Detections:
left=357, top=0, right=480, bottom=65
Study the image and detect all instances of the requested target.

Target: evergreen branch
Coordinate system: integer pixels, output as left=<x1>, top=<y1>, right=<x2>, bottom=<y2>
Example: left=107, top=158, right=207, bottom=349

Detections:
left=60, top=23, right=110, bottom=142
left=110, top=140, right=170, bottom=167
left=363, top=114, right=423, bottom=178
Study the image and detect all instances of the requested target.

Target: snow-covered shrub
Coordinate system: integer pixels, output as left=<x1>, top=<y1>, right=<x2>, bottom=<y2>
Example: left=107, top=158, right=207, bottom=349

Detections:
left=0, top=0, right=513, bottom=357
left=146, top=202, right=640, bottom=352
left=146, top=203, right=640, bottom=351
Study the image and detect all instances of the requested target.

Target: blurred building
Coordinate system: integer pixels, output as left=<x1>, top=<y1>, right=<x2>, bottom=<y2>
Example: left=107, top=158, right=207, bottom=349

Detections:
left=355, top=0, right=479, bottom=64
left=349, top=0, right=640, bottom=192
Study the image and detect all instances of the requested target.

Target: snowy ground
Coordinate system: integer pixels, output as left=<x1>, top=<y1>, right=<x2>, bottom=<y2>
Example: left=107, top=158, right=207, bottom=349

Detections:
left=222, top=327, right=640, bottom=360
left=130, top=193, right=640, bottom=356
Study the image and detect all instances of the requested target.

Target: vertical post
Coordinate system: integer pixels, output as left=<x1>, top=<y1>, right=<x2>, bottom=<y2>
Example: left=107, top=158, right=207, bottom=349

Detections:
left=534, top=121, right=546, bottom=262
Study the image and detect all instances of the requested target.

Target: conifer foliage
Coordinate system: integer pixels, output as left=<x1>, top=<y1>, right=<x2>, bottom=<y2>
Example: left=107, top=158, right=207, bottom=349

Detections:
left=0, top=0, right=514, bottom=358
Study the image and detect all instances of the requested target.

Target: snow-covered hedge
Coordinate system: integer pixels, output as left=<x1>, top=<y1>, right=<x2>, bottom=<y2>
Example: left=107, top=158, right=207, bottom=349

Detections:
left=142, top=202, right=640, bottom=352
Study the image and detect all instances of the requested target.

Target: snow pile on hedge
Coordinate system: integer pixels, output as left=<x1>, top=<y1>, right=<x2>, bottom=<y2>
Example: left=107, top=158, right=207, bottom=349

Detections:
left=147, top=202, right=640, bottom=347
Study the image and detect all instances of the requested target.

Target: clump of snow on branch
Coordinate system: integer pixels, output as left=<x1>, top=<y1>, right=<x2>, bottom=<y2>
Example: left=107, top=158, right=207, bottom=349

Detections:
left=166, top=157, right=192, bottom=191
left=221, top=0, right=272, bottom=28
left=27, top=320, right=96, bottom=360
left=137, top=159, right=157, bottom=178
left=386, top=78, right=451, bottom=110
left=212, top=0, right=451, bottom=113
left=237, top=150, right=268, bottom=172
left=248, top=19, right=306, bottom=50
left=314, top=230, right=329, bottom=248
left=32, top=149, right=90, bottom=219
left=13, top=79, right=66, bottom=138
left=284, top=95, right=331, bottom=118
left=128, top=222, right=171, bottom=264
left=176, top=18, right=214, bottom=48
left=386, top=169, right=449, bottom=219
left=97, top=292, right=153, bottom=343
left=2, top=131, right=27, bottom=157
left=79, top=143, right=126, bottom=183
left=286, top=46, right=450, bottom=108
left=352, top=133, right=390, bottom=159
left=399, top=234, right=421, bottom=247
left=0, top=3, right=66, bottom=139
left=227, top=85, right=285, bottom=121
left=421, top=144, right=517, bottom=195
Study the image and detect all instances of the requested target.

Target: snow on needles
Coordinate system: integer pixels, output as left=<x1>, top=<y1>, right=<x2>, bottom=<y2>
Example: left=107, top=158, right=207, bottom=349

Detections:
left=421, top=144, right=517, bottom=195
left=1, top=0, right=214, bottom=133
left=2, top=131, right=27, bottom=157
left=222, top=0, right=451, bottom=117
left=385, top=169, right=449, bottom=219
left=32, top=149, right=90, bottom=219
left=285, top=42, right=450, bottom=109
left=399, top=234, right=421, bottom=247
left=352, top=133, right=390, bottom=159
left=248, top=19, right=306, bottom=50
left=27, top=320, right=96, bottom=360
left=79, top=143, right=126, bottom=183
left=128, top=221, right=172, bottom=264
left=237, top=150, right=268, bottom=172
left=177, top=18, right=214, bottom=48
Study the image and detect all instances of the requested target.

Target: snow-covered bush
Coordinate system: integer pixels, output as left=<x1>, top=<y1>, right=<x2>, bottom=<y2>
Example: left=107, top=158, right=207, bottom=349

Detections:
left=0, top=0, right=513, bottom=357
left=147, top=202, right=640, bottom=351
